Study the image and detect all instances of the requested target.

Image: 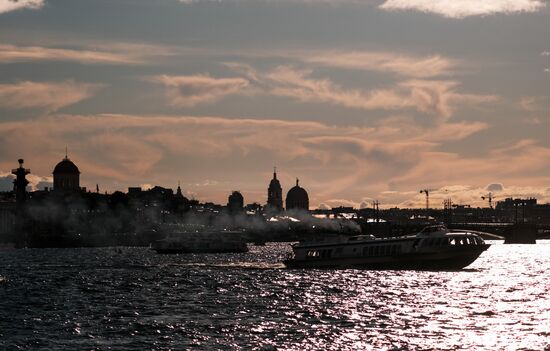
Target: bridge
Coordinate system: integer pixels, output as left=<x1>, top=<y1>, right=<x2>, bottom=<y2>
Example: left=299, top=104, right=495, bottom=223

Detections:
left=359, top=221, right=545, bottom=244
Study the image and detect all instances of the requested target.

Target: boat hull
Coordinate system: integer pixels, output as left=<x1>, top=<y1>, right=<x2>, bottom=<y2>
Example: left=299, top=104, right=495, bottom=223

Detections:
left=284, top=244, right=490, bottom=270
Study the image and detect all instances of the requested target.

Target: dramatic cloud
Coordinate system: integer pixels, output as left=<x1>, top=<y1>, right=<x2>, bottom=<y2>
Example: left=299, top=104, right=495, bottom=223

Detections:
left=0, top=172, right=51, bottom=191
left=178, top=0, right=374, bottom=4
left=175, top=0, right=546, bottom=18
left=231, top=64, right=497, bottom=119
left=0, top=173, right=14, bottom=191
left=0, top=43, right=140, bottom=65
left=302, top=51, right=456, bottom=78
left=0, top=81, right=102, bottom=111
left=520, top=96, right=547, bottom=112
left=150, top=75, right=250, bottom=107
left=3, top=113, right=550, bottom=207
left=1, top=112, right=533, bottom=209
left=487, top=183, right=504, bottom=192
left=0, top=0, right=43, bottom=14
left=379, top=0, right=546, bottom=18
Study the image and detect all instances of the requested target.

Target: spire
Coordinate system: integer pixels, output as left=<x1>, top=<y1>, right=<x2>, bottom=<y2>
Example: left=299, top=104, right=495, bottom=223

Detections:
left=296, top=178, right=299, bottom=187
left=273, top=166, right=277, bottom=179
left=65, top=146, right=68, bottom=159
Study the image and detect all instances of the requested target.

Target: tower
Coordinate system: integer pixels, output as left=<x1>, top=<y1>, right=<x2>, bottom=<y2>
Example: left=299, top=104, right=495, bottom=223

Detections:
left=12, top=159, right=30, bottom=212
left=267, top=168, right=283, bottom=211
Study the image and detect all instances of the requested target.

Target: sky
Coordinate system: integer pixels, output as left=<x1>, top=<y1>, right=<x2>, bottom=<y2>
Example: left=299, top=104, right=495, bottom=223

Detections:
left=0, top=0, right=549, bottom=209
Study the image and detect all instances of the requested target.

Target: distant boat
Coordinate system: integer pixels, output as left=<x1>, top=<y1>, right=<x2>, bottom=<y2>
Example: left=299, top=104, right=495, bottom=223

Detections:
left=284, top=225, right=490, bottom=270
left=152, top=231, right=248, bottom=254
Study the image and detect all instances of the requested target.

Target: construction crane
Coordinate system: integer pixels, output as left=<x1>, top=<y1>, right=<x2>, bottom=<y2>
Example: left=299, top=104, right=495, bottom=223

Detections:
left=372, top=200, right=380, bottom=223
left=481, top=192, right=495, bottom=209
left=420, top=189, right=436, bottom=210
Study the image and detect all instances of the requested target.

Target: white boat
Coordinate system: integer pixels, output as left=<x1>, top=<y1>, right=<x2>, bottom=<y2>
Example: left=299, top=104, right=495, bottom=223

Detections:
left=152, top=231, right=248, bottom=254
left=284, top=225, right=490, bottom=270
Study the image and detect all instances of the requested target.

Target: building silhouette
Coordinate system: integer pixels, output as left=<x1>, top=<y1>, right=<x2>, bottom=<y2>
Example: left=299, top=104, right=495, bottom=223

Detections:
left=286, top=178, right=309, bottom=211
left=267, top=168, right=283, bottom=211
left=53, top=155, right=80, bottom=192
left=227, top=191, right=244, bottom=213
left=12, top=159, right=30, bottom=212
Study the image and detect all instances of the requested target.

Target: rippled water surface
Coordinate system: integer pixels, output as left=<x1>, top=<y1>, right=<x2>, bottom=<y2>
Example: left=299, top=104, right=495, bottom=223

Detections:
left=1, top=241, right=549, bottom=350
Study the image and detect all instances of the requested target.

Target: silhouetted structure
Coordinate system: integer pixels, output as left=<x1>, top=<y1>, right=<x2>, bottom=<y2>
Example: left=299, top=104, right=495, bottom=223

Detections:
left=12, top=159, right=30, bottom=213
left=11, top=159, right=30, bottom=245
left=227, top=191, right=244, bottom=213
left=267, top=168, right=283, bottom=212
left=286, top=178, right=309, bottom=211
left=53, top=155, right=80, bottom=192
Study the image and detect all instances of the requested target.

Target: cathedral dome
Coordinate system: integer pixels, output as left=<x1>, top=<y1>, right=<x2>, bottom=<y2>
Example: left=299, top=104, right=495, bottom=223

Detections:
left=286, top=179, right=309, bottom=211
left=53, top=155, right=81, bottom=192
left=53, top=158, right=80, bottom=174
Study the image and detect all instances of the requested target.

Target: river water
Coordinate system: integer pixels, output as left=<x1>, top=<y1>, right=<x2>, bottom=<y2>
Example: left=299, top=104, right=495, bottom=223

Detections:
left=0, top=241, right=548, bottom=350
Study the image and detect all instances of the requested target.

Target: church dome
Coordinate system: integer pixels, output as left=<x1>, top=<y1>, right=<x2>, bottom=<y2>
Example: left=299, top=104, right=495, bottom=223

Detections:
left=286, top=179, right=309, bottom=211
left=53, top=157, right=80, bottom=174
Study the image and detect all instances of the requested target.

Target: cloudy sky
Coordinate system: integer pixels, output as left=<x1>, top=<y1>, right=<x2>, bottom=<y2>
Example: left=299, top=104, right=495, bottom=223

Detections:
left=0, top=0, right=549, bottom=208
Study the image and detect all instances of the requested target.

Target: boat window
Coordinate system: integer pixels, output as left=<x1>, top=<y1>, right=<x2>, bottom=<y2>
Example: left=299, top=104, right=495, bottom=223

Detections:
left=374, top=246, right=379, bottom=256
left=307, top=250, right=320, bottom=258
left=369, top=246, right=374, bottom=256
left=363, top=247, right=368, bottom=256
left=449, top=238, right=455, bottom=245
